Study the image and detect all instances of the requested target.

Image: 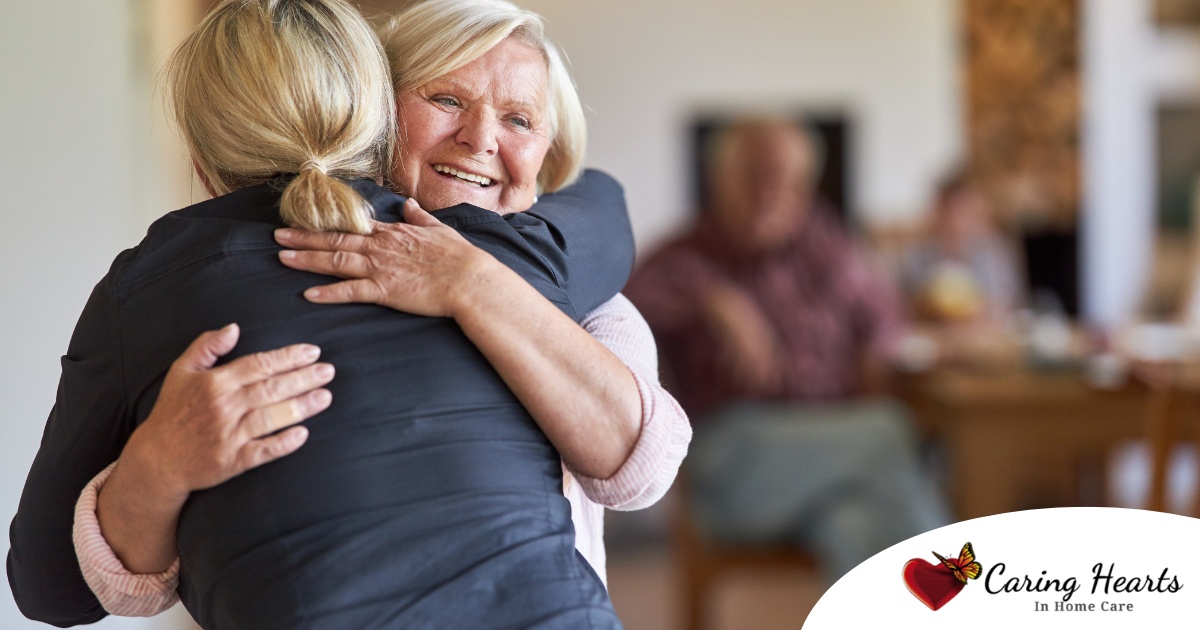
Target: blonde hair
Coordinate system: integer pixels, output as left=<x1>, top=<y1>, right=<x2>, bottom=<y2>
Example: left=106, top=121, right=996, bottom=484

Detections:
left=377, top=0, right=586, bottom=193
left=168, top=0, right=397, bottom=234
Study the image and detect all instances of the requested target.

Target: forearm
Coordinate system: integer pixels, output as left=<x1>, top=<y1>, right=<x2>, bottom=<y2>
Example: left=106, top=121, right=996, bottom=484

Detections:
left=94, top=327, right=326, bottom=574
left=96, top=451, right=187, bottom=574
left=275, top=196, right=641, bottom=476
left=76, top=463, right=180, bottom=616
left=568, top=295, right=692, bottom=509
left=573, top=364, right=691, bottom=510
left=451, top=258, right=642, bottom=479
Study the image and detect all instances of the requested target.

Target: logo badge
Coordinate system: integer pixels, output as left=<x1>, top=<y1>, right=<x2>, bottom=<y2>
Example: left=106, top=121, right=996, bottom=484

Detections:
left=902, top=542, right=982, bottom=610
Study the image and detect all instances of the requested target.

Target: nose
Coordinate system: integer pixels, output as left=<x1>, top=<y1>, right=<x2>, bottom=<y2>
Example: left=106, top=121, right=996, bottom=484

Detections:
left=456, top=108, right=499, bottom=156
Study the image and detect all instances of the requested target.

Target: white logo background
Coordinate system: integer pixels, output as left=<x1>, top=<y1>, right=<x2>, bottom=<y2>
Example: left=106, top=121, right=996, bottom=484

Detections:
left=804, top=507, right=1200, bottom=629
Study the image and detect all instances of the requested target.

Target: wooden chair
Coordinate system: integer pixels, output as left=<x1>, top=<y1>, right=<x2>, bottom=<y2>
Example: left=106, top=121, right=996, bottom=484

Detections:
left=1144, top=360, right=1200, bottom=515
left=671, top=477, right=820, bottom=630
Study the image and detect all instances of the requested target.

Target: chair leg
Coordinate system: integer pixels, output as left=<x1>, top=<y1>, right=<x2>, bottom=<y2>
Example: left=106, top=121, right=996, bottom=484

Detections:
left=1147, top=385, right=1177, bottom=513
left=1185, top=391, right=1200, bottom=519
left=683, top=569, right=705, bottom=630
left=681, top=556, right=714, bottom=630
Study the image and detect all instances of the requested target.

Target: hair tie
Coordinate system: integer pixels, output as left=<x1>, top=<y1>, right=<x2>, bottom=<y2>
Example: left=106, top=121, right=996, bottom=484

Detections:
left=300, top=159, right=328, bottom=175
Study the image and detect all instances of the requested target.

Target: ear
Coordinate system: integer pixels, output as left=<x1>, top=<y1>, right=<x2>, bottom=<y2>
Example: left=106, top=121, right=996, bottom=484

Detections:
left=192, top=157, right=218, bottom=198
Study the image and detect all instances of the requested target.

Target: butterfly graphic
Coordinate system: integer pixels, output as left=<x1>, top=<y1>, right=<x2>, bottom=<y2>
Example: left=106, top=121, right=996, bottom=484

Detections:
left=932, top=542, right=982, bottom=584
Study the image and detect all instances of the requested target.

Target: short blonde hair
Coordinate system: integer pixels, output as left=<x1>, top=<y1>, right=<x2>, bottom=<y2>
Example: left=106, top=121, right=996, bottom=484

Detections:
left=377, top=0, right=586, bottom=193
left=168, top=0, right=396, bottom=234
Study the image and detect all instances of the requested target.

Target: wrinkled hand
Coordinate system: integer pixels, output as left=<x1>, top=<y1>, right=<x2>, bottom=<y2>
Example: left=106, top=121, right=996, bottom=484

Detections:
left=275, top=198, right=496, bottom=318
left=702, top=282, right=786, bottom=396
left=119, top=324, right=334, bottom=503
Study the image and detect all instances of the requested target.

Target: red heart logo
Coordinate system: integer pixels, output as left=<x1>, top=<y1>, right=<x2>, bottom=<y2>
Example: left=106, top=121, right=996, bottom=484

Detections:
left=902, top=558, right=965, bottom=611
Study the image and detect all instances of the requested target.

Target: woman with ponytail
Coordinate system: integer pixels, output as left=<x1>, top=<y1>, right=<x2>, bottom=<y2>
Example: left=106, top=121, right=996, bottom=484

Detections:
left=8, top=0, right=689, bottom=627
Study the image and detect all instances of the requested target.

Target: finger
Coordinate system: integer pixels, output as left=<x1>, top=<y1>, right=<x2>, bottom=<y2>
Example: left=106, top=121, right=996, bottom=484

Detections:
left=175, top=323, right=240, bottom=372
left=303, top=279, right=385, bottom=305
left=240, top=388, right=332, bottom=439
left=221, top=342, right=322, bottom=384
left=402, top=198, right=442, bottom=227
left=240, top=362, right=335, bottom=410
left=275, top=227, right=369, bottom=253
left=279, top=249, right=373, bottom=279
left=238, top=425, right=310, bottom=471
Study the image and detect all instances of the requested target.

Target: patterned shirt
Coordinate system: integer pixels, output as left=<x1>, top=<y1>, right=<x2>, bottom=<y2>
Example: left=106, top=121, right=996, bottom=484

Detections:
left=626, top=206, right=904, bottom=417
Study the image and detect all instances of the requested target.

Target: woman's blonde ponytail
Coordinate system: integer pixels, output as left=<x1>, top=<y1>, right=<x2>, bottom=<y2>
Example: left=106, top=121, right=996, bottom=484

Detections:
left=167, top=0, right=395, bottom=235
left=280, top=160, right=374, bottom=234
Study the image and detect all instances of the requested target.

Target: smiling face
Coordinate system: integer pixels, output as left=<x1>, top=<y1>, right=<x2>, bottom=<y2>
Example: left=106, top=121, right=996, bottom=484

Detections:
left=393, top=37, right=551, bottom=215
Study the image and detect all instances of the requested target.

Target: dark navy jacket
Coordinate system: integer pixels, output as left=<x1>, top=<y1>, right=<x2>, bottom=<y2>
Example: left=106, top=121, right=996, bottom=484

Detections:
left=8, top=172, right=631, bottom=629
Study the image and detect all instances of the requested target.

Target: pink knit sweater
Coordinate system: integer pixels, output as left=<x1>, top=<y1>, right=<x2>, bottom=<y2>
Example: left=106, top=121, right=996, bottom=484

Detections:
left=73, top=294, right=691, bottom=616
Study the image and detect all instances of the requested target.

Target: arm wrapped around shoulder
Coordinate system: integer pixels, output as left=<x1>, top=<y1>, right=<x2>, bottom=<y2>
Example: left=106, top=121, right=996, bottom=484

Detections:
left=518, top=168, right=634, bottom=316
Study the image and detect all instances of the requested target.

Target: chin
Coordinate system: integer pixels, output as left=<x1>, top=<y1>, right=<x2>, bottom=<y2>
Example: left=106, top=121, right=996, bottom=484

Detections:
left=424, top=187, right=500, bottom=213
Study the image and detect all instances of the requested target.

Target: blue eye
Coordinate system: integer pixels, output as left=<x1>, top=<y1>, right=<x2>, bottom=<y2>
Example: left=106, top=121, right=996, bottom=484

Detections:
left=508, top=116, right=532, bottom=130
left=432, top=96, right=460, bottom=108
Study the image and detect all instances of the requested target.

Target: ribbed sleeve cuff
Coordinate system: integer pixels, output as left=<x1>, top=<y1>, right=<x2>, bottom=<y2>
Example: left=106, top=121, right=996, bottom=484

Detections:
left=573, top=368, right=691, bottom=510
left=73, top=461, right=181, bottom=617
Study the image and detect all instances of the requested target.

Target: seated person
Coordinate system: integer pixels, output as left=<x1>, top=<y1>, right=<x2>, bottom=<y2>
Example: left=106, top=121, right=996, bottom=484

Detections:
left=902, top=170, right=1022, bottom=325
left=626, top=117, right=950, bottom=581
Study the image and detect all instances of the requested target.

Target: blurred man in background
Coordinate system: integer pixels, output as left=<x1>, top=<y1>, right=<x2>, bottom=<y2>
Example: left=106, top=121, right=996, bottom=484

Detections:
left=626, top=117, right=949, bottom=581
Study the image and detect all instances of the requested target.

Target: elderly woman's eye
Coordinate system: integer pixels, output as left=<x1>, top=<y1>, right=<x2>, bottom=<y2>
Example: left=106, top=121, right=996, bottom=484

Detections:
left=507, top=116, right=532, bottom=130
left=432, top=96, right=460, bottom=108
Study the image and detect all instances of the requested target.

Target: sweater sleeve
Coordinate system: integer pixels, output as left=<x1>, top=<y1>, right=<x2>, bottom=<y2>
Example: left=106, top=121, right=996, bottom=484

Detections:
left=73, top=462, right=180, bottom=616
left=569, top=294, right=692, bottom=511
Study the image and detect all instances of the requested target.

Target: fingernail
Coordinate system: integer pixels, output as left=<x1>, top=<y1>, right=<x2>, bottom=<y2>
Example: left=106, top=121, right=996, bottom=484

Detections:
left=301, top=344, right=321, bottom=360
left=313, top=389, right=332, bottom=406
left=315, top=363, right=335, bottom=379
left=222, top=322, right=238, bottom=333
left=279, top=250, right=296, bottom=261
left=275, top=228, right=294, bottom=241
left=304, top=287, right=322, bottom=300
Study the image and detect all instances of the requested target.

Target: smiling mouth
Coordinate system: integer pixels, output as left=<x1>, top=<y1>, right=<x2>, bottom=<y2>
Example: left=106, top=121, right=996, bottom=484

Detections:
left=433, top=164, right=493, bottom=188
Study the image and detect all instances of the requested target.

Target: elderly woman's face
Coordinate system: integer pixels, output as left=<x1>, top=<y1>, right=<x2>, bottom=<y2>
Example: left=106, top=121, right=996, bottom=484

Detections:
left=394, top=37, right=551, bottom=214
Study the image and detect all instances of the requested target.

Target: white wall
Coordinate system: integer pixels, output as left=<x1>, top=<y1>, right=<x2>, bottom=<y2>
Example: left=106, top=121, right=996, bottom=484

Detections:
left=0, top=1, right=190, bottom=627
left=521, top=0, right=963, bottom=249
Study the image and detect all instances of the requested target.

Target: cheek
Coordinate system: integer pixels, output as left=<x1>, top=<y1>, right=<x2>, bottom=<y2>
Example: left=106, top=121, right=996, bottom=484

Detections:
left=398, top=103, right=448, bottom=158
left=394, top=113, right=441, bottom=190
left=503, top=138, right=551, bottom=188
left=400, top=125, right=435, bottom=165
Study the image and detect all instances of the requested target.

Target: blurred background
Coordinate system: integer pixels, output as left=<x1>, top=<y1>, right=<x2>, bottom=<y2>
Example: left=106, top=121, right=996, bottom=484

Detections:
left=7, top=0, right=1200, bottom=628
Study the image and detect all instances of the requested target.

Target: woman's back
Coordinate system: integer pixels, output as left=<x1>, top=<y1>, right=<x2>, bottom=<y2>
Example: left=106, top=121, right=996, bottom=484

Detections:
left=67, top=180, right=624, bottom=628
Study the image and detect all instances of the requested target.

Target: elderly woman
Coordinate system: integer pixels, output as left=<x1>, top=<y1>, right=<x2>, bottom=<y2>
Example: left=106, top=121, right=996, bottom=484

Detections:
left=9, top=0, right=688, bottom=628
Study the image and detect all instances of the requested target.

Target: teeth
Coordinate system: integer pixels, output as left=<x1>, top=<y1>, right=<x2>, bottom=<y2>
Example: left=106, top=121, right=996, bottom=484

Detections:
left=434, top=164, right=492, bottom=187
